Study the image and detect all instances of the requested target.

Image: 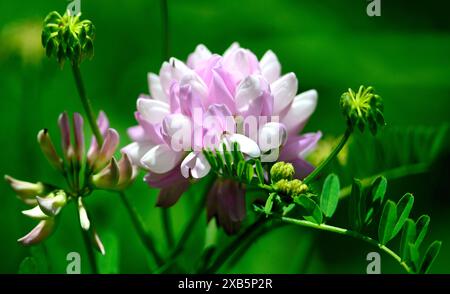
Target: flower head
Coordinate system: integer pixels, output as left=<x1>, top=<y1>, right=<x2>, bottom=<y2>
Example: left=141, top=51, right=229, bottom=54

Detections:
left=5, top=112, right=135, bottom=247
left=124, top=43, right=321, bottom=232
left=41, top=11, right=95, bottom=66
left=340, top=86, right=385, bottom=135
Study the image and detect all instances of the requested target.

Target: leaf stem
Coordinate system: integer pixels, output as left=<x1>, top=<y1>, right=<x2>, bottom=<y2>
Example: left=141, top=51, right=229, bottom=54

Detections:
left=161, top=208, right=175, bottom=249
left=71, top=63, right=103, bottom=145
left=280, top=216, right=413, bottom=273
left=119, top=191, right=164, bottom=267
left=339, top=162, right=429, bottom=199
left=304, top=128, right=352, bottom=184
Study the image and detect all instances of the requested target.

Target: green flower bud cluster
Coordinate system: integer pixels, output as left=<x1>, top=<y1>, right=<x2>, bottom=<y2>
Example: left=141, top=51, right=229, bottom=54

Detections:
left=270, top=162, right=295, bottom=183
left=274, top=179, right=308, bottom=198
left=340, top=86, right=385, bottom=135
left=41, top=11, right=95, bottom=66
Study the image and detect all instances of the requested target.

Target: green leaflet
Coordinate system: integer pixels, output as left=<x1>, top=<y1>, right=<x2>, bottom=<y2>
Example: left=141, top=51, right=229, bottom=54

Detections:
left=419, top=241, right=442, bottom=274
left=364, top=176, right=387, bottom=226
left=392, top=193, right=414, bottom=237
left=255, top=160, right=265, bottom=184
left=399, top=219, right=416, bottom=262
left=349, top=179, right=364, bottom=231
left=18, top=257, right=39, bottom=274
left=378, top=200, right=397, bottom=245
left=415, top=215, right=430, bottom=249
left=294, top=195, right=323, bottom=224
left=320, top=173, right=340, bottom=218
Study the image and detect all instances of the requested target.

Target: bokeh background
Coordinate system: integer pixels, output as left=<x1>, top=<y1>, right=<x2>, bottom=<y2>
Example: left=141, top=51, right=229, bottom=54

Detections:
left=0, top=0, right=449, bottom=273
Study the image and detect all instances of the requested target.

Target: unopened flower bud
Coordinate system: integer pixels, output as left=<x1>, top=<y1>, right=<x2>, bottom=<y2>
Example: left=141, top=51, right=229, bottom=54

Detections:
left=274, top=179, right=308, bottom=198
left=22, top=206, right=50, bottom=220
left=270, top=162, right=295, bottom=183
left=58, top=112, right=74, bottom=160
left=78, top=197, right=90, bottom=231
left=73, top=113, right=85, bottom=162
left=93, top=230, right=105, bottom=256
left=4, top=175, right=45, bottom=205
left=92, top=129, right=119, bottom=172
left=340, top=86, right=385, bottom=135
left=37, top=129, right=65, bottom=172
left=91, top=157, right=120, bottom=189
left=42, top=11, right=95, bottom=66
left=17, top=218, right=55, bottom=245
left=36, top=190, right=67, bottom=217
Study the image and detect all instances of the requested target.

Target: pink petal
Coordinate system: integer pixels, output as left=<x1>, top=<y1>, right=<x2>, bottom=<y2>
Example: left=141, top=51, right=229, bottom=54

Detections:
left=281, top=89, right=318, bottom=134
left=271, top=72, right=298, bottom=115
left=279, top=132, right=322, bottom=161
left=187, top=44, right=212, bottom=68
left=260, top=50, right=281, bottom=83
left=18, top=219, right=55, bottom=245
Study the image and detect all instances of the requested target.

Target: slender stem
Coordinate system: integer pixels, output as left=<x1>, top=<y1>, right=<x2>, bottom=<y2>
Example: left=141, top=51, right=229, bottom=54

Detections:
left=161, top=208, right=175, bottom=249
left=202, top=217, right=267, bottom=273
left=71, top=63, right=103, bottom=145
left=169, top=176, right=215, bottom=260
left=304, top=128, right=352, bottom=184
left=339, top=162, right=429, bottom=199
left=280, top=216, right=413, bottom=273
left=119, top=191, right=164, bottom=267
left=81, top=228, right=98, bottom=274
left=160, top=0, right=170, bottom=60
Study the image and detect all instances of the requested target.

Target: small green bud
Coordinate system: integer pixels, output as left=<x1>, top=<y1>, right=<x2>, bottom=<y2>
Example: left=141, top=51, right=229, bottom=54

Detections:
left=340, top=86, right=385, bottom=135
left=274, top=179, right=308, bottom=199
left=270, top=162, right=295, bottom=183
left=41, top=11, right=95, bottom=66
left=36, top=190, right=67, bottom=217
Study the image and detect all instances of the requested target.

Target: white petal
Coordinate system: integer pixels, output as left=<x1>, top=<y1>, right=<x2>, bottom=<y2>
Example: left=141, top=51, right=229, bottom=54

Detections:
left=137, top=97, right=170, bottom=124
left=180, top=152, right=211, bottom=179
left=22, top=206, right=49, bottom=220
left=159, top=58, right=192, bottom=93
left=260, top=50, right=281, bottom=83
left=148, top=73, right=168, bottom=102
left=78, top=197, right=90, bottom=231
left=162, top=114, right=192, bottom=152
left=223, top=42, right=240, bottom=59
left=225, top=134, right=261, bottom=158
left=258, top=122, right=287, bottom=153
left=187, top=44, right=212, bottom=68
left=141, top=144, right=183, bottom=174
left=121, top=142, right=154, bottom=168
left=235, top=75, right=262, bottom=114
left=282, top=89, right=318, bottom=134
left=271, top=73, right=298, bottom=114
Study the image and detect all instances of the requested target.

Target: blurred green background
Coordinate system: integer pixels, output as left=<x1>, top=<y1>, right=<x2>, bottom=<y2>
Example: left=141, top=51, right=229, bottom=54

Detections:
left=0, top=0, right=449, bottom=273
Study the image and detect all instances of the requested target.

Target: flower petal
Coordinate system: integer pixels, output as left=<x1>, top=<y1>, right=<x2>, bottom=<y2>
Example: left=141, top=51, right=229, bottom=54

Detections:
left=279, top=132, right=322, bottom=161
left=141, top=144, right=183, bottom=174
left=161, top=113, right=192, bottom=152
left=224, top=133, right=261, bottom=158
left=148, top=73, right=168, bottom=103
left=260, top=50, right=281, bottom=83
left=22, top=206, right=49, bottom=220
left=78, top=197, right=90, bottom=231
left=137, top=96, right=170, bottom=124
left=144, top=167, right=185, bottom=189
left=180, top=152, right=211, bottom=179
left=121, top=141, right=154, bottom=168
left=281, top=89, right=318, bottom=134
left=187, top=44, right=212, bottom=68
left=156, top=179, right=190, bottom=207
left=271, top=72, right=298, bottom=114
left=18, top=219, right=55, bottom=245
left=258, top=122, right=287, bottom=153
left=290, top=158, right=315, bottom=180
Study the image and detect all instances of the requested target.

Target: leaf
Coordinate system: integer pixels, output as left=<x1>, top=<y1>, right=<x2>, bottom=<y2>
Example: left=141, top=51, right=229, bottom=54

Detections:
left=18, top=257, right=39, bottom=274
left=399, top=219, right=416, bottom=261
left=408, top=243, right=420, bottom=271
left=236, top=161, right=245, bottom=179
left=364, top=176, right=387, bottom=226
left=294, top=196, right=323, bottom=224
left=320, top=174, right=340, bottom=218
left=255, top=160, right=265, bottom=184
left=378, top=200, right=397, bottom=245
left=415, top=215, right=430, bottom=249
left=244, top=163, right=254, bottom=184
left=349, top=179, right=364, bottom=231
left=264, top=193, right=276, bottom=216
left=392, top=193, right=414, bottom=238
left=419, top=241, right=442, bottom=274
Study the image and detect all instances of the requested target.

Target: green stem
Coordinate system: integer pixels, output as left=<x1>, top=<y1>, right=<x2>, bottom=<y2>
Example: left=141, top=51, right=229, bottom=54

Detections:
left=339, top=162, right=429, bottom=199
left=161, top=208, right=175, bottom=249
left=280, top=216, right=413, bottom=273
left=202, top=217, right=267, bottom=273
left=160, top=0, right=170, bottom=60
left=119, top=191, right=164, bottom=267
left=71, top=63, right=103, bottom=145
left=81, top=229, right=98, bottom=274
left=304, top=128, right=352, bottom=184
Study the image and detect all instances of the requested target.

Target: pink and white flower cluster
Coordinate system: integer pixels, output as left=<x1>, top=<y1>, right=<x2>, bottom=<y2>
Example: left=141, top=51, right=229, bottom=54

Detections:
left=123, top=43, right=321, bottom=233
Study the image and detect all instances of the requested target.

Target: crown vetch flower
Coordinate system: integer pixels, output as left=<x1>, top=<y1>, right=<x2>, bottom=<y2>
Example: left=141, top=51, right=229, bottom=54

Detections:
left=123, top=43, right=321, bottom=233
left=5, top=112, right=136, bottom=247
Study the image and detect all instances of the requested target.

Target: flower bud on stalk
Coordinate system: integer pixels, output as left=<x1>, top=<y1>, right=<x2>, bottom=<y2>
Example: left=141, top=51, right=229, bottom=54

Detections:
left=37, top=129, right=64, bottom=172
left=270, top=161, right=295, bottom=183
